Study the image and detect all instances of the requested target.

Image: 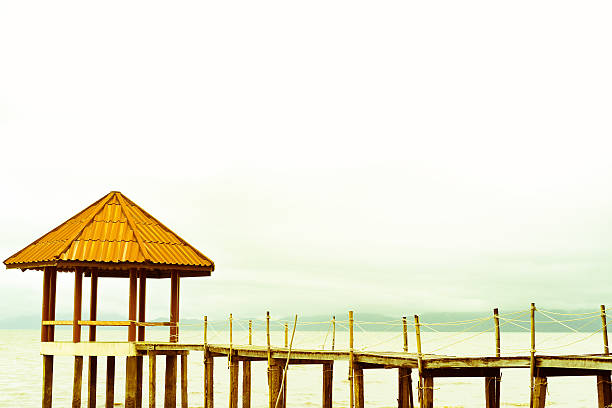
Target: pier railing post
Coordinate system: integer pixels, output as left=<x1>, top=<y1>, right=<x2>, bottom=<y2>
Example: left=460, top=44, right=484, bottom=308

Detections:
left=349, top=311, right=354, bottom=408
left=485, top=308, right=501, bottom=408
left=242, top=320, right=252, bottom=408
left=414, top=315, right=424, bottom=407
left=204, top=316, right=214, bottom=408
left=399, top=316, right=414, bottom=408
left=529, top=303, right=536, bottom=408
left=598, top=305, right=612, bottom=408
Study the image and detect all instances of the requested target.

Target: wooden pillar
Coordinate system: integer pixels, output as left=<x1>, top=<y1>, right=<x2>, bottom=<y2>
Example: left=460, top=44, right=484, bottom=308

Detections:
left=398, top=368, right=413, bottom=408
left=485, top=375, right=500, bottom=408
left=181, top=354, right=188, bottom=408
left=126, top=269, right=138, bottom=408
left=421, top=376, right=434, bottom=408
left=170, top=271, right=180, bottom=342
left=136, top=272, right=146, bottom=408
left=88, top=270, right=98, bottom=408
left=204, top=349, right=214, bottom=408
left=598, top=374, right=612, bottom=408
left=322, top=362, right=333, bottom=408
left=106, top=357, right=115, bottom=408
left=43, top=355, right=54, bottom=408
left=48, top=267, right=57, bottom=341
left=165, top=355, right=177, bottom=408
left=42, top=266, right=55, bottom=408
left=354, top=364, right=364, bottom=408
left=229, top=355, right=239, bottom=408
left=149, top=353, right=156, bottom=408
left=242, top=360, right=251, bottom=408
left=41, top=267, right=51, bottom=342
left=73, top=269, right=83, bottom=408
left=268, top=359, right=283, bottom=408
left=532, top=376, right=547, bottom=408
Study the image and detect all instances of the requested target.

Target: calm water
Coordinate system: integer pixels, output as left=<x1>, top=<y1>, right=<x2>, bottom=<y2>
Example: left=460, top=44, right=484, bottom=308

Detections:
left=0, top=327, right=605, bottom=407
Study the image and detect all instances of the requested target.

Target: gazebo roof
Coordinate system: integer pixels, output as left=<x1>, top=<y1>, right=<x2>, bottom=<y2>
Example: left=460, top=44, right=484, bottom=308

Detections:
left=3, top=191, right=214, bottom=278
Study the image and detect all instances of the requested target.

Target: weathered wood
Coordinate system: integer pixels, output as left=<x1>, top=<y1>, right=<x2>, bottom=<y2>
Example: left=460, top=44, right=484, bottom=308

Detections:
left=349, top=311, right=354, bottom=408
left=42, top=267, right=51, bottom=342
left=323, top=362, right=333, bottom=408
left=536, top=367, right=611, bottom=377
left=136, top=356, right=143, bottom=408
left=106, top=356, right=115, bottom=408
left=242, top=360, right=251, bottom=408
left=421, top=376, right=434, bottom=408
left=597, top=374, right=612, bottom=408
left=268, top=359, right=283, bottom=408
left=128, top=269, right=137, bottom=342
left=74, top=269, right=83, bottom=343
left=485, top=375, right=499, bottom=408
left=43, top=355, right=54, bottom=408
left=149, top=353, right=156, bottom=408
left=354, top=363, right=364, bottom=408
left=398, top=367, right=413, bottom=408
left=165, top=355, right=177, bottom=408
left=423, top=367, right=500, bottom=378
left=170, top=271, right=180, bottom=342
left=530, top=303, right=536, bottom=408
left=138, top=272, right=147, bottom=341
left=125, top=356, right=138, bottom=408
left=88, top=270, right=98, bottom=408
left=73, top=356, right=84, bottom=408
left=48, top=268, right=57, bottom=341
left=181, top=353, right=188, bottom=408
left=414, top=315, right=423, bottom=406
left=532, top=376, right=547, bottom=408
left=88, top=356, right=97, bottom=408
left=204, top=349, right=214, bottom=408
left=229, top=355, right=239, bottom=408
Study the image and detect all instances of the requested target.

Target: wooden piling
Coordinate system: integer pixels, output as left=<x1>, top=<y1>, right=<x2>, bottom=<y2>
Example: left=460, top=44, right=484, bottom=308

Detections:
left=268, top=359, right=283, bottom=408
left=88, top=270, right=98, bottom=408
left=42, top=266, right=55, bottom=408
left=283, top=322, right=288, bottom=407
left=181, top=353, right=188, bottom=408
left=73, top=269, right=83, bottom=408
left=126, top=269, right=138, bottom=408
left=598, top=305, right=612, bottom=408
left=399, top=316, right=414, bottom=408
left=349, top=311, right=355, bottom=408
left=229, top=353, right=239, bottom=408
left=204, top=316, right=214, bottom=408
left=73, top=356, right=84, bottom=408
left=243, top=320, right=252, bottom=408
left=106, top=356, right=115, bottom=408
left=267, top=311, right=274, bottom=408
left=125, top=356, right=138, bottom=408
left=354, top=363, right=364, bottom=408
left=421, top=376, right=434, bottom=408
left=137, top=271, right=147, bottom=408
left=529, top=303, right=536, bottom=408
left=43, top=355, right=54, bottom=408
left=149, top=353, right=156, bottom=408
left=165, top=355, right=177, bottom=408
left=414, top=315, right=423, bottom=407
left=322, top=362, right=333, bottom=408
left=485, top=308, right=501, bottom=408
left=532, top=376, right=547, bottom=408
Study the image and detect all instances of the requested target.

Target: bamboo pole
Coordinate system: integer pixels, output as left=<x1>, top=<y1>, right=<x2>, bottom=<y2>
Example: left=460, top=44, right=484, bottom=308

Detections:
left=229, top=313, right=233, bottom=368
left=402, top=316, right=408, bottom=352
left=332, top=316, right=336, bottom=351
left=243, top=320, right=252, bottom=408
left=284, top=323, right=288, bottom=347
left=249, top=320, right=253, bottom=345
left=349, top=311, right=354, bottom=408
left=602, top=305, right=609, bottom=355
left=529, top=303, right=536, bottom=408
left=598, top=305, right=612, bottom=408
left=414, top=315, right=423, bottom=406
left=494, top=308, right=501, bottom=408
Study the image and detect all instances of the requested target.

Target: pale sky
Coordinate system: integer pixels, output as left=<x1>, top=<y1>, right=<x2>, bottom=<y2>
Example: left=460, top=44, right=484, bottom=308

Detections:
left=1, top=1, right=611, bottom=321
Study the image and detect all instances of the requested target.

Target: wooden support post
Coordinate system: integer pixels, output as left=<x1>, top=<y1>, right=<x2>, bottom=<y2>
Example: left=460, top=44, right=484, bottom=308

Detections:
left=48, top=267, right=57, bottom=341
left=73, top=356, right=84, bottom=408
left=243, top=320, right=252, bottom=408
left=349, top=311, right=354, bottom=408
left=170, top=271, right=180, bottom=342
left=106, top=357, right=115, bottom=408
left=136, top=272, right=146, bottom=408
left=322, top=362, right=333, bottom=408
left=421, top=376, right=434, bottom=408
left=181, top=354, right=188, bottom=408
left=43, top=355, right=54, bottom=408
left=268, top=359, right=283, bottom=408
left=532, top=376, right=547, bottom=408
left=88, top=270, right=98, bottom=408
left=332, top=316, right=336, bottom=351
left=165, top=355, right=178, bottom=408
left=354, top=363, right=364, bottom=408
left=529, top=303, right=536, bottom=408
left=149, top=353, right=156, bottom=408
left=229, top=354, right=239, bottom=408
left=41, top=266, right=51, bottom=342
left=73, top=269, right=83, bottom=408
left=486, top=308, right=501, bottom=408
left=398, top=367, right=413, bottom=408
left=128, top=269, right=137, bottom=342
left=283, top=322, right=288, bottom=407
left=204, top=349, right=214, bottom=408
left=267, top=311, right=273, bottom=408
left=414, top=315, right=423, bottom=407
left=125, top=356, right=138, bottom=408
left=598, top=305, right=612, bottom=408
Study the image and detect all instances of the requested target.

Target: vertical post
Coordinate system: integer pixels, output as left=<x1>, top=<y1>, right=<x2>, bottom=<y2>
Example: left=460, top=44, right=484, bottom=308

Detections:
left=165, top=355, right=177, bottom=408
left=42, top=266, right=54, bottom=408
left=243, top=320, right=252, bottom=408
left=283, top=322, right=288, bottom=404
left=48, top=267, right=57, bottom=341
left=414, top=315, right=423, bottom=407
left=268, top=359, right=283, bottom=408
left=494, top=308, right=501, bottom=408
left=149, top=353, right=156, bottom=408
left=126, top=269, right=138, bottom=408
left=349, top=311, right=354, bottom=408
left=136, top=272, right=146, bottom=408
left=528, top=303, right=537, bottom=408
left=229, top=354, right=239, bottom=408
left=332, top=316, right=336, bottom=351
left=106, top=357, right=115, bottom=408
left=323, top=361, right=333, bottom=408
left=204, top=316, right=214, bottom=408
left=88, top=270, right=98, bottom=408
left=421, top=377, right=434, bottom=408
left=166, top=271, right=180, bottom=408
left=267, top=311, right=273, bottom=408
left=73, top=268, right=84, bottom=408
left=402, top=316, right=408, bottom=352
left=41, top=266, right=51, bottom=342
left=399, top=316, right=413, bottom=408
left=229, top=313, right=233, bottom=368
left=486, top=308, right=501, bottom=408
left=532, top=376, right=547, bottom=408
left=181, top=353, right=188, bottom=408
left=598, top=305, right=612, bottom=408
left=354, top=363, right=364, bottom=408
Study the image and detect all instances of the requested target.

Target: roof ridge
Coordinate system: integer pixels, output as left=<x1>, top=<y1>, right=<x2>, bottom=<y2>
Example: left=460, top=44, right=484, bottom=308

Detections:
left=121, top=194, right=214, bottom=268
left=54, top=192, right=116, bottom=261
left=116, top=193, right=151, bottom=262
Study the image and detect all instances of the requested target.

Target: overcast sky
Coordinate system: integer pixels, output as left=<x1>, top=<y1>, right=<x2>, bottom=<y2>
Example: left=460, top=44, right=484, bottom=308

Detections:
left=1, top=1, right=611, bottom=321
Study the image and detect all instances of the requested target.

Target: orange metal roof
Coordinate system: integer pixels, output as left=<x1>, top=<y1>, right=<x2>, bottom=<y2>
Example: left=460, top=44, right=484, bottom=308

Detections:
left=4, top=191, right=214, bottom=277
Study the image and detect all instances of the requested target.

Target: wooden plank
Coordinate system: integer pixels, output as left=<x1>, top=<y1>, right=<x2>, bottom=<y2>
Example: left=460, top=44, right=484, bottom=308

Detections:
left=242, top=360, right=251, bottom=408
left=128, top=269, right=137, bottom=341
left=181, top=353, right=189, bottom=408
left=421, top=376, right=434, bottom=408
left=72, top=356, right=84, bottom=407
left=88, top=356, right=97, bottom=408
left=204, top=349, right=214, bottom=408
left=41, top=341, right=138, bottom=357
left=229, top=355, right=239, bottom=408
left=423, top=367, right=500, bottom=378
left=165, top=355, right=177, bottom=408
left=597, top=373, right=612, bottom=408
left=43, top=355, right=54, bottom=408
left=149, top=353, right=156, bottom=408
left=354, top=364, right=364, bottom=408
left=125, top=356, right=138, bottom=408
left=74, top=269, right=83, bottom=342
left=322, top=362, right=333, bottom=408
left=536, top=367, right=611, bottom=377
left=398, top=367, right=413, bottom=408
left=532, top=376, right=547, bottom=408
left=106, top=356, right=115, bottom=408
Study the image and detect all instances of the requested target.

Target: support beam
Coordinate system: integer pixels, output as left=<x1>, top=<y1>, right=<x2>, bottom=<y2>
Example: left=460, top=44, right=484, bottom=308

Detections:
left=88, top=270, right=98, bottom=408
left=354, top=363, right=364, bottom=408
left=532, top=376, right=547, bottom=408
left=421, top=376, right=434, bottom=408
left=598, top=374, right=612, bottom=408
left=398, top=367, right=413, bottom=408
left=73, top=269, right=83, bottom=343
left=41, top=267, right=51, bottom=342
left=106, top=357, right=115, bottom=408
left=229, top=355, right=239, bottom=408
left=485, top=375, right=500, bottom=408
left=181, top=354, right=189, bottom=408
left=322, top=362, right=333, bottom=408
left=128, top=270, right=137, bottom=342
left=170, top=271, right=180, bottom=343
left=149, top=353, right=156, bottom=408
left=73, top=356, right=83, bottom=408
left=268, top=359, right=283, bottom=408
left=136, top=272, right=146, bottom=408
left=43, top=355, right=54, bottom=408
left=242, top=360, right=251, bottom=408
left=204, top=349, right=214, bottom=408
left=48, top=268, right=57, bottom=341
left=125, top=356, right=138, bottom=408
left=165, top=355, right=177, bottom=408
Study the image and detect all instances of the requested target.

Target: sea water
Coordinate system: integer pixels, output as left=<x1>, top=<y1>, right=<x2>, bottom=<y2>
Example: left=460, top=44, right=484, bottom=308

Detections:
left=0, top=328, right=604, bottom=407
